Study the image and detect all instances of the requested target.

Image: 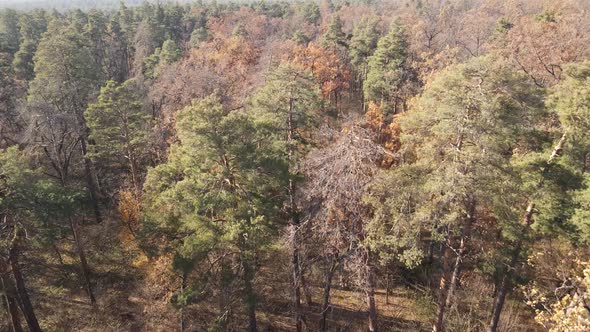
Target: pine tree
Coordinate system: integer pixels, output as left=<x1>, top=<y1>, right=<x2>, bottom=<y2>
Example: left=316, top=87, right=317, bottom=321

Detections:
left=369, top=55, right=544, bottom=332
left=250, top=64, right=321, bottom=332
left=364, top=21, right=418, bottom=115
left=142, top=95, right=288, bottom=332
left=0, top=9, right=20, bottom=54
left=28, top=17, right=103, bottom=222
left=86, top=79, right=150, bottom=194
left=159, top=39, right=181, bottom=65
left=322, top=15, right=347, bottom=49
left=12, top=9, right=47, bottom=81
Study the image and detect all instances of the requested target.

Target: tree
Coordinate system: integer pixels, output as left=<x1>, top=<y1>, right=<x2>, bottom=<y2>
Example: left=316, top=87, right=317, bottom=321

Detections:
left=0, top=9, right=20, bottom=54
left=28, top=17, right=102, bottom=223
left=291, top=43, right=351, bottom=109
left=349, top=16, right=380, bottom=89
left=300, top=1, right=320, bottom=25
left=322, top=15, right=347, bottom=49
left=488, top=60, right=590, bottom=331
left=372, top=55, right=543, bottom=332
left=249, top=64, right=321, bottom=332
left=12, top=9, right=47, bottom=81
left=86, top=79, right=151, bottom=195
left=142, top=95, right=288, bottom=332
left=364, top=21, right=418, bottom=115
left=159, top=39, right=181, bottom=65
left=0, top=147, right=87, bottom=331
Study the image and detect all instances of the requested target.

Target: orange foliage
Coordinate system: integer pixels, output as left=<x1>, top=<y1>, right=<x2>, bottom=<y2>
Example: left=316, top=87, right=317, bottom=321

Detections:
left=288, top=42, right=351, bottom=104
left=365, top=102, right=401, bottom=168
left=118, top=189, right=141, bottom=234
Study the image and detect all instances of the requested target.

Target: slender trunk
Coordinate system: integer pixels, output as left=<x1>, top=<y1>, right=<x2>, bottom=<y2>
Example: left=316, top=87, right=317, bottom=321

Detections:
left=287, top=96, right=304, bottom=331
left=218, top=258, right=231, bottom=328
left=445, top=199, right=475, bottom=308
left=433, top=239, right=451, bottom=332
left=70, top=218, right=96, bottom=305
left=365, top=252, right=378, bottom=332
left=489, top=134, right=566, bottom=331
left=385, top=269, right=390, bottom=305
left=9, top=230, right=41, bottom=332
left=52, top=244, right=64, bottom=266
left=488, top=208, right=529, bottom=332
left=180, top=272, right=186, bottom=332
left=320, top=256, right=337, bottom=331
left=1, top=275, right=23, bottom=332
left=301, top=271, right=313, bottom=307
left=79, top=137, right=102, bottom=223
left=241, top=257, right=257, bottom=332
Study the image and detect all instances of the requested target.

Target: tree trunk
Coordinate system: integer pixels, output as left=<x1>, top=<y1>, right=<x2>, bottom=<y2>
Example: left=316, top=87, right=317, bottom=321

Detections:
left=9, top=230, right=41, bottom=332
left=385, top=268, right=390, bottom=305
left=1, top=275, right=23, bottom=332
left=365, top=252, right=378, bottom=332
left=241, top=257, right=257, bottom=332
left=70, top=218, right=96, bottom=305
left=489, top=134, right=566, bottom=331
left=287, top=96, right=304, bottom=332
left=489, top=210, right=528, bottom=332
left=301, top=271, right=313, bottom=307
left=433, top=239, right=451, bottom=332
left=320, top=256, right=337, bottom=332
left=79, top=137, right=102, bottom=223
left=180, top=272, right=186, bottom=332
left=445, top=199, right=475, bottom=308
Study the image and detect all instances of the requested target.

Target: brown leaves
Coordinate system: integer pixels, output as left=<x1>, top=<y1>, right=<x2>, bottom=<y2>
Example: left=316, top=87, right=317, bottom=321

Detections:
left=288, top=42, right=351, bottom=104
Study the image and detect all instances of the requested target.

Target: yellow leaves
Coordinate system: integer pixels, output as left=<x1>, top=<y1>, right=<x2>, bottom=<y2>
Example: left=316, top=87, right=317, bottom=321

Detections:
left=118, top=189, right=141, bottom=234
left=524, top=259, right=590, bottom=331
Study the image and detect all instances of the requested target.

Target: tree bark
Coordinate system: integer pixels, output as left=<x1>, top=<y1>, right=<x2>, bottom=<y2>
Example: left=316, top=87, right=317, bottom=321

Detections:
left=1, top=274, right=23, bottom=332
left=241, top=257, right=257, bottom=332
left=9, top=229, right=41, bottom=332
left=287, top=96, right=304, bottom=332
left=365, top=252, right=378, bottom=332
left=79, top=137, right=102, bottom=223
left=433, top=238, right=451, bottom=332
left=70, top=218, right=96, bottom=305
left=489, top=133, right=566, bottom=332
left=320, top=256, right=337, bottom=331
left=180, top=272, right=186, bottom=332
left=445, top=199, right=475, bottom=308
left=301, top=271, right=313, bottom=307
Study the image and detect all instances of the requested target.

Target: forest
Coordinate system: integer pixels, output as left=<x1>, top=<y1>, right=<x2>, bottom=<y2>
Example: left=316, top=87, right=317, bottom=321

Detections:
left=0, top=0, right=589, bottom=331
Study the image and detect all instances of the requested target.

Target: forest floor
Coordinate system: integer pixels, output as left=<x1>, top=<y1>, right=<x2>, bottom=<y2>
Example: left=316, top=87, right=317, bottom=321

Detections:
left=25, top=217, right=538, bottom=332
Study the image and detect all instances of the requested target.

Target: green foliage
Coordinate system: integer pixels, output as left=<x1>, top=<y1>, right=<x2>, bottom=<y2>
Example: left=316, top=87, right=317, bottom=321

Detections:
left=85, top=79, right=150, bottom=185
left=159, top=39, right=181, bottom=64
left=28, top=17, right=101, bottom=113
left=0, top=147, right=84, bottom=246
left=142, top=94, right=288, bottom=291
left=368, top=55, right=544, bottom=265
left=322, top=15, right=347, bottom=49
left=190, top=26, right=208, bottom=48
left=547, top=61, right=590, bottom=243
left=249, top=64, right=321, bottom=160
left=349, top=16, right=380, bottom=70
left=364, top=21, right=417, bottom=114
left=300, top=0, right=320, bottom=25
left=0, top=9, right=20, bottom=54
